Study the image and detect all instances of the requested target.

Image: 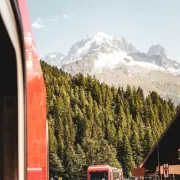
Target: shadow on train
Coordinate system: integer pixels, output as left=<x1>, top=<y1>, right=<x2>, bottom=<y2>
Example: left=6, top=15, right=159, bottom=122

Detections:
left=0, top=15, right=18, bottom=179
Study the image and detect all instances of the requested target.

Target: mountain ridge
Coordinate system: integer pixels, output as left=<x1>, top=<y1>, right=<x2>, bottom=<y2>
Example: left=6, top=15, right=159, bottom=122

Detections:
left=42, top=32, right=180, bottom=105
left=43, top=32, right=180, bottom=72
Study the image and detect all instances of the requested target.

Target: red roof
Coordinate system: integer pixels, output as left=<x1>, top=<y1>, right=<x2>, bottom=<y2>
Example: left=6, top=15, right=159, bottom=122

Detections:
left=88, top=164, right=111, bottom=171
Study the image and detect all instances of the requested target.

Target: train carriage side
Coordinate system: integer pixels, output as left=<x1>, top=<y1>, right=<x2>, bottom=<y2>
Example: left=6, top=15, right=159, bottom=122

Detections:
left=0, top=0, right=48, bottom=179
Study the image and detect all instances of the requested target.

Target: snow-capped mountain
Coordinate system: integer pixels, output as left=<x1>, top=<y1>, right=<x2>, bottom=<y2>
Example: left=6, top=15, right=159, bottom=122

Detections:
left=42, top=52, right=65, bottom=67
left=60, top=32, right=180, bottom=75
left=62, top=32, right=138, bottom=65
left=42, top=32, right=180, bottom=105
left=43, top=32, right=180, bottom=73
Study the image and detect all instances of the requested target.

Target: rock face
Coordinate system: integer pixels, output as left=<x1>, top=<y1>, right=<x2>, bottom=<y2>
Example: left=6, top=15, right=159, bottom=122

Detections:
left=43, top=32, right=180, bottom=105
left=147, top=45, right=167, bottom=59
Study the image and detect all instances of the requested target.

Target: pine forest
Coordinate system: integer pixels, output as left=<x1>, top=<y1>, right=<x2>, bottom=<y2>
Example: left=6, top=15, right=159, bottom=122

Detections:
left=41, top=61, right=179, bottom=179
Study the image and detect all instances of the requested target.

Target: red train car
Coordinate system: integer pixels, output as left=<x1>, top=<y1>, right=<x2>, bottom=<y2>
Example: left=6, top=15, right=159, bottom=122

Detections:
left=0, top=0, right=48, bottom=180
left=87, top=164, right=123, bottom=180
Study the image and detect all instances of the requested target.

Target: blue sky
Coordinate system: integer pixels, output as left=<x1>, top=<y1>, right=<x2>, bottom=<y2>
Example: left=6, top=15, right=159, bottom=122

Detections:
left=27, top=0, right=180, bottom=61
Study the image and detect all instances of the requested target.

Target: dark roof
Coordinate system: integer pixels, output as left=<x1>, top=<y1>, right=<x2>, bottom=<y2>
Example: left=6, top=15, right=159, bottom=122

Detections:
left=139, top=109, right=180, bottom=169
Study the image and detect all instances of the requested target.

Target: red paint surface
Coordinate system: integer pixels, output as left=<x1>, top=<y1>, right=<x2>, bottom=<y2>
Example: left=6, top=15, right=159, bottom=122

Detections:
left=87, top=165, right=111, bottom=180
left=87, top=165, right=123, bottom=180
left=17, top=0, right=48, bottom=180
left=28, top=170, right=42, bottom=180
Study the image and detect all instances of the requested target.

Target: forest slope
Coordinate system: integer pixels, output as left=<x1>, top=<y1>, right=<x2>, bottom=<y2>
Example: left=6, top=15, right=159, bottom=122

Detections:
left=41, top=61, right=178, bottom=179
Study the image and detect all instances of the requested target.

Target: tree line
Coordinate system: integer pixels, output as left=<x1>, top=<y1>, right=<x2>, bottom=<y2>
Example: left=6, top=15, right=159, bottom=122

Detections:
left=40, top=60, right=178, bottom=179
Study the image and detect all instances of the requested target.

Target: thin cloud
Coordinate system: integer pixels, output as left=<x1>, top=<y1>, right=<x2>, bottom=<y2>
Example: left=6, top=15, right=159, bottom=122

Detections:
left=48, top=17, right=60, bottom=23
left=32, top=17, right=45, bottom=29
left=34, top=14, right=68, bottom=27
left=63, top=14, right=68, bottom=18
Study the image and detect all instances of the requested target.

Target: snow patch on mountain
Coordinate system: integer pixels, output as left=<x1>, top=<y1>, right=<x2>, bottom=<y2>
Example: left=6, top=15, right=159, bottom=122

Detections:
left=93, top=50, right=180, bottom=76
left=49, top=54, right=57, bottom=59
left=42, top=52, right=65, bottom=67
left=94, top=51, right=132, bottom=69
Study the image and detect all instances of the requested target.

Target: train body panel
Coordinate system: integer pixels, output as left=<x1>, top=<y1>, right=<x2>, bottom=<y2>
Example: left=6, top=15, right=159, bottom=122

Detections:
left=17, top=0, right=48, bottom=179
left=0, top=0, right=48, bottom=179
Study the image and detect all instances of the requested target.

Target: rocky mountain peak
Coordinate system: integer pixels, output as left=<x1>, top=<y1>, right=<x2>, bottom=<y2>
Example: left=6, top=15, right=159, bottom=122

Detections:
left=147, top=45, right=167, bottom=59
left=63, top=32, right=138, bottom=65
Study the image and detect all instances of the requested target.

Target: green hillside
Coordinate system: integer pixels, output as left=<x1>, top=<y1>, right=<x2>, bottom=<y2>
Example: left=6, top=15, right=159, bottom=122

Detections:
left=41, top=60, right=177, bottom=179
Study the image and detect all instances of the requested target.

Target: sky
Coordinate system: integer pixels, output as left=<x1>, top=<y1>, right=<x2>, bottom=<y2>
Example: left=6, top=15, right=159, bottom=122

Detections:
left=27, top=0, right=180, bottom=61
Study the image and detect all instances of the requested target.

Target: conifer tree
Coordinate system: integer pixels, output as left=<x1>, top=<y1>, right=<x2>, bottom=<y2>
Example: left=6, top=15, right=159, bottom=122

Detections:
left=131, top=130, right=143, bottom=166
left=118, top=135, right=136, bottom=177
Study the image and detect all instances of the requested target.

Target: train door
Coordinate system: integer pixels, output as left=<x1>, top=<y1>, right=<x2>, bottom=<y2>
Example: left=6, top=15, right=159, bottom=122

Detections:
left=0, top=0, right=26, bottom=179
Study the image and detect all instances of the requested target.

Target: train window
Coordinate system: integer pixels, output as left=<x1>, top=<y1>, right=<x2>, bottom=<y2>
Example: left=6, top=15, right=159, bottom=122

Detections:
left=90, top=171, right=108, bottom=180
left=113, top=171, right=120, bottom=180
